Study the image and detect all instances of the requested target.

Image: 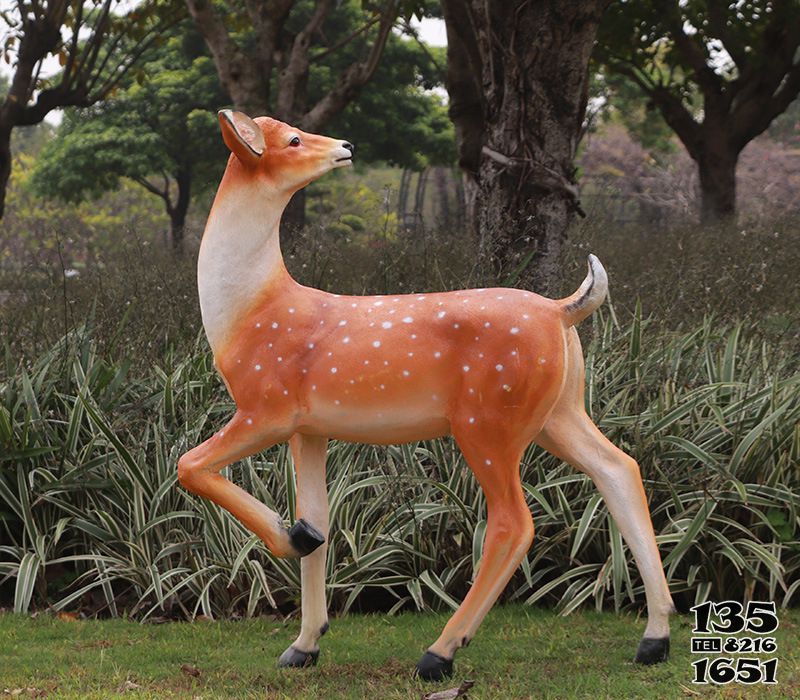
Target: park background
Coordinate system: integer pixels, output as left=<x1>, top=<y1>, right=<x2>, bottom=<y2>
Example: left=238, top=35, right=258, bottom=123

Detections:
left=0, top=1, right=798, bottom=697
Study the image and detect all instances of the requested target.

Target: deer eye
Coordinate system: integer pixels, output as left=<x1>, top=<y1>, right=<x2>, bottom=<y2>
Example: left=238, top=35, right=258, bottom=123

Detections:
left=289, top=136, right=301, bottom=147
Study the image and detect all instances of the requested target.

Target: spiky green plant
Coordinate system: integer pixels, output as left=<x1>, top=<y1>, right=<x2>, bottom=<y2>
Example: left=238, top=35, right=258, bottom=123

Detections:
left=1, top=310, right=798, bottom=619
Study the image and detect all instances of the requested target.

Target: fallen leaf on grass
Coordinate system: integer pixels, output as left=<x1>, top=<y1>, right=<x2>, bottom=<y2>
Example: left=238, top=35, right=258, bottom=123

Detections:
left=118, top=680, right=140, bottom=692
left=679, top=684, right=701, bottom=696
left=181, top=664, right=202, bottom=678
left=56, top=612, right=79, bottom=622
left=422, top=680, right=475, bottom=700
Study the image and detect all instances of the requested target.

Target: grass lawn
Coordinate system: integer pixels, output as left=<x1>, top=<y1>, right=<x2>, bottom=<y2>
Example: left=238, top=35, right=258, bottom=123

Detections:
left=1, top=604, right=798, bottom=699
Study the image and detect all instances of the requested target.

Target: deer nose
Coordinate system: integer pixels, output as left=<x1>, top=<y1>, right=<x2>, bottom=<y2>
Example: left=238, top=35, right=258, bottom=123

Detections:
left=342, top=141, right=354, bottom=154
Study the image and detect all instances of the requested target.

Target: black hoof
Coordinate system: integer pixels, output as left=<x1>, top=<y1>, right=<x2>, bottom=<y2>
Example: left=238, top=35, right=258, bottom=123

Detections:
left=635, top=637, right=670, bottom=665
left=415, top=650, right=454, bottom=682
left=278, top=645, right=319, bottom=668
left=288, top=518, right=325, bottom=557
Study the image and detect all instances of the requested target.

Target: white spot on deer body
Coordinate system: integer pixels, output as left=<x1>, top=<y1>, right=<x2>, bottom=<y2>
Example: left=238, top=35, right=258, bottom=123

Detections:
left=468, top=417, right=475, bottom=424
left=511, top=350, right=518, bottom=356
left=403, top=370, right=410, bottom=377
left=437, top=311, right=446, bottom=319
left=312, top=384, right=317, bottom=391
left=288, top=308, right=295, bottom=314
left=272, top=322, right=279, bottom=329
left=319, top=320, right=325, bottom=325
left=484, top=322, right=491, bottom=328
left=339, top=320, right=347, bottom=326
left=374, top=301, right=383, bottom=307
left=495, top=364, right=504, bottom=371
left=510, top=327, right=520, bottom=334
left=523, top=314, right=530, bottom=319
left=373, top=340, right=381, bottom=348
left=497, top=295, right=504, bottom=300
left=277, top=357, right=283, bottom=362
left=302, top=368, right=307, bottom=374
left=463, top=365, right=470, bottom=372
left=327, top=352, right=333, bottom=357
left=334, top=399, right=341, bottom=405
left=380, top=384, right=385, bottom=390
left=434, top=351, right=441, bottom=358
left=351, top=303, right=357, bottom=308
left=255, top=322, right=261, bottom=328
left=478, top=352, right=484, bottom=358
left=308, top=342, right=315, bottom=349
left=503, top=384, right=511, bottom=392
left=283, top=389, right=289, bottom=395
left=364, top=359, right=370, bottom=365
left=268, top=343, right=273, bottom=348
left=453, top=323, right=460, bottom=329
left=539, top=357, right=547, bottom=364
left=402, top=316, right=413, bottom=323
left=432, top=394, right=439, bottom=401
left=485, top=459, right=492, bottom=466
left=331, top=367, right=338, bottom=373
left=408, top=352, right=414, bottom=357
left=246, top=418, right=253, bottom=425
left=255, top=364, right=262, bottom=371
left=382, top=321, right=392, bottom=329
left=220, top=430, right=225, bottom=437
left=343, top=336, right=350, bottom=344
left=469, top=388, right=475, bottom=394
left=411, top=334, right=417, bottom=339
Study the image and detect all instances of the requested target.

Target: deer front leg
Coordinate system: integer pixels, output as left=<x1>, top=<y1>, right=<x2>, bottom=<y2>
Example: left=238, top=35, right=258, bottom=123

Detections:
left=279, top=434, right=331, bottom=669
left=177, top=412, right=324, bottom=559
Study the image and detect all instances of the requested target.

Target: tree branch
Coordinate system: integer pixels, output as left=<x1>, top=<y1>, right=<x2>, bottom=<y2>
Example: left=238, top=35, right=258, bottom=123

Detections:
left=131, top=174, right=170, bottom=203
left=276, top=0, right=335, bottom=120
left=311, top=15, right=380, bottom=65
left=663, top=4, right=723, bottom=99
left=186, top=0, right=265, bottom=112
left=300, top=1, right=399, bottom=132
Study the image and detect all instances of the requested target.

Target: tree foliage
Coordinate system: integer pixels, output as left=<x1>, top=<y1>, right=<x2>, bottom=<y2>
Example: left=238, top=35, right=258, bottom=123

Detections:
left=326, top=33, right=453, bottom=170
left=596, top=0, right=800, bottom=220
left=31, top=27, right=227, bottom=250
left=0, top=0, right=184, bottom=218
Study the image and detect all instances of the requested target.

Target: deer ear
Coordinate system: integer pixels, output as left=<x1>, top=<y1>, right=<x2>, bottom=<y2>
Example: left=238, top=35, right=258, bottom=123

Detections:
left=218, top=110, right=265, bottom=163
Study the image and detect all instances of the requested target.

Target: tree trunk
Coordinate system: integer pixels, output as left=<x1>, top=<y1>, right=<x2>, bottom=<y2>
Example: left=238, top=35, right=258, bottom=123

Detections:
left=281, top=189, right=306, bottom=253
left=434, top=167, right=451, bottom=229
left=442, top=0, right=608, bottom=294
left=0, top=126, right=12, bottom=220
left=697, top=147, right=738, bottom=223
left=167, top=168, right=192, bottom=254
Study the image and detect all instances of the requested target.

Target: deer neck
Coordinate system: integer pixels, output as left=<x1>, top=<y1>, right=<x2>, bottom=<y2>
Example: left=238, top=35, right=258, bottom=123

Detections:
left=198, top=178, right=292, bottom=356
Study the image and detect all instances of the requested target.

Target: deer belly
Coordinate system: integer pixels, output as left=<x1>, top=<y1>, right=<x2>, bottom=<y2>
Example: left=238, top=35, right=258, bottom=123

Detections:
left=298, top=388, right=452, bottom=443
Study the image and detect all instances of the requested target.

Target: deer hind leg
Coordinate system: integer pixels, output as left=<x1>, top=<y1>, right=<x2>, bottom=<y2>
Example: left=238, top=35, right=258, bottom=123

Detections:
left=177, top=412, right=324, bottom=559
left=279, top=434, right=330, bottom=669
left=416, top=432, right=534, bottom=681
left=534, top=332, right=674, bottom=663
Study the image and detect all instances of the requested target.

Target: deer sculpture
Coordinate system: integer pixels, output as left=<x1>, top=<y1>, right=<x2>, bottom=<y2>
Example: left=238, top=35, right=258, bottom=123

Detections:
left=177, top=110, right=675, bottom=681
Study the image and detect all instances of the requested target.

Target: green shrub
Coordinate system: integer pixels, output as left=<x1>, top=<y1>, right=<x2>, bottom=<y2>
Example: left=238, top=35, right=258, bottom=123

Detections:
left=1, top=311, right=797, bottom=619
